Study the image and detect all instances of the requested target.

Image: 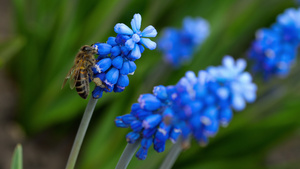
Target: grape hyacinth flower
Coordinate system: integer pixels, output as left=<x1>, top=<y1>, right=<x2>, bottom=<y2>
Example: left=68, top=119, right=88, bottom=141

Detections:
left=66, top=13, right=157, bottom=169
left=115, top=56, right=257, bottom=160
left=158, top=17, right=210, bottom=67
left=248, top=8, right=300, bottom=79
left=92, top=13, right=157, bottom=99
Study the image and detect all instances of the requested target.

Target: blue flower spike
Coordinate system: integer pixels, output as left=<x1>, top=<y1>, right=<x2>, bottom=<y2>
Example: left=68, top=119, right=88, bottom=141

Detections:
left=248, top=7, right=300, bottom=79
left=91, top=13, right=157, bottom=99
left=158, top=16, right=210, bottom=67
left=115, top=56, right=257, bottom=160
left=67, top=13, right=157, bottom=169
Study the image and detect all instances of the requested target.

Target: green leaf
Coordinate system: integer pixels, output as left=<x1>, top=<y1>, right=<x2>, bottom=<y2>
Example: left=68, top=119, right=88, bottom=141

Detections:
left=10, top=144, right=23, bottom=169
left=0, top=36, right=25, bottom=68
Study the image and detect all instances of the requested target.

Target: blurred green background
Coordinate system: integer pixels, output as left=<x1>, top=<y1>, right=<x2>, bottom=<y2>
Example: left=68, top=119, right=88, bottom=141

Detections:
left=1, top=0, right=300, bottom=168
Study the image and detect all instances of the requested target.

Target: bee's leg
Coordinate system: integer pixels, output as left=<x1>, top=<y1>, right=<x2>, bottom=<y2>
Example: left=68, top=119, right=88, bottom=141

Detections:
left=85, top=57, right=106, bottom=88
left=83, top=60, right=95, bottom=82
left=86, top=57, right=95, bottom=65
left=93, top=76, right=105, bottom=87
left=87, top=65, right=103, bottom=87
left=86, top=65, right=94, bottom=79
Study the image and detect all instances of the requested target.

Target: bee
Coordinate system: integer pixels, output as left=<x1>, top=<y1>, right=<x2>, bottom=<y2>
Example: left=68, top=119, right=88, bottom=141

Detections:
left=62, top=45, right=105, bottom=99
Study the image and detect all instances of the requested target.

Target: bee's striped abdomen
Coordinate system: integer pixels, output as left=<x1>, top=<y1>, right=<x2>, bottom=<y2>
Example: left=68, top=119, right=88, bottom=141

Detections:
left=75, top=68, right=89, bottom=99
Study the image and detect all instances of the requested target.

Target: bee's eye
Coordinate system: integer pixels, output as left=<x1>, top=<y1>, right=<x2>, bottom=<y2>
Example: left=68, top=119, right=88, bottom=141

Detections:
left=82, top=46, right=91, bottom=51
left=81, top=46, right=93, bottom=52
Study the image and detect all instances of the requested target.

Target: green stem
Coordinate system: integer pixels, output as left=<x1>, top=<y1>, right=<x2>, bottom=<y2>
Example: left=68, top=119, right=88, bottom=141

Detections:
left=159, top=138, right=183, bottom=169
left=65, top=98, right=98, bottom=169
left=115, top=139, right=141, bottom=169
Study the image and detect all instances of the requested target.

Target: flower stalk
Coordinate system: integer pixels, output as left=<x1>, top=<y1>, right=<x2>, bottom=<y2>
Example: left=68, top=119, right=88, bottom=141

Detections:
left=159, top=137, right=183, bottom=169
left=65, top=98, right=98, bottom=169
left=115, top=139, right=141, bottom=169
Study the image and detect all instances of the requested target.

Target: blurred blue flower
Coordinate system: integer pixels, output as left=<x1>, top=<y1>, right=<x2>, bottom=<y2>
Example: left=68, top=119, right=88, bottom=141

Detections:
left=248, top=8, right=300, bottom=79
left=91, top=14, right=157, bottom=99
left=115, top=56, right=257, bottom=160
left=276, top=8, right=300, bottom=44
left=207, top=56, right=257, bottom=111
left=158, top=17, right=210, bottom=67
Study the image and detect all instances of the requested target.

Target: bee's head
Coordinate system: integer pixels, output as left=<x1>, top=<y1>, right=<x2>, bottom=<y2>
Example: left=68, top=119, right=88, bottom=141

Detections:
left=81, top=45, right=96, bottom=54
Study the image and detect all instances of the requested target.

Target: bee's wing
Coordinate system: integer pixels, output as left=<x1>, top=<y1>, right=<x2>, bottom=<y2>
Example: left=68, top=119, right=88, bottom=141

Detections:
left=62, top=65, right=75, bottom=89
left=70, top=60, right=85, bottom=89
left=61, top=61, right=83, bottom=90
left=69, top=68, right=79, bottom=89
